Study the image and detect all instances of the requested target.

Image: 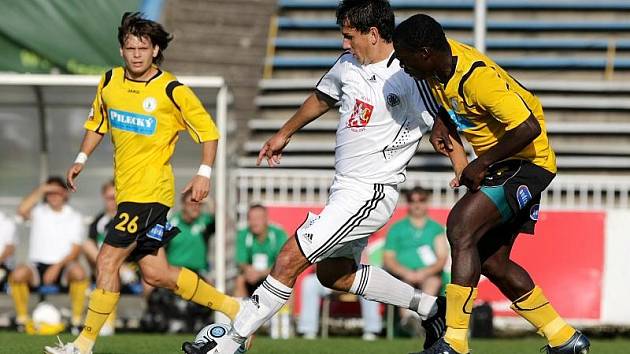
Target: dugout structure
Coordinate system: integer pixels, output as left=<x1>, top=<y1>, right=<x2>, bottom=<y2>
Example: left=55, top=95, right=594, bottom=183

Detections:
left=0, top=74, right=232, bottom=300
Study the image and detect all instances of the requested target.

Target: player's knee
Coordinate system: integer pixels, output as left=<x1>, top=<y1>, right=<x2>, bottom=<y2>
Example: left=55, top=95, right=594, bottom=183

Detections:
left=9, top=265, right=30, bottom=283
left=67, top=263, right=86, bottom=281
left=142, top=268, right=173, bottom=289
left=481, top=258, right=505, bottom=280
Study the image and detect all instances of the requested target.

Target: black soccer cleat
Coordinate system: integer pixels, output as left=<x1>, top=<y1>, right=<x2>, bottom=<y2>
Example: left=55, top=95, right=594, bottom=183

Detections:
left=542, top=331, right=590, bottom=354
left=410, top=337, right=467, bottom=354
left=421, top=295, right=447, bottom=349
left=182, top=339, right=217, bottom=354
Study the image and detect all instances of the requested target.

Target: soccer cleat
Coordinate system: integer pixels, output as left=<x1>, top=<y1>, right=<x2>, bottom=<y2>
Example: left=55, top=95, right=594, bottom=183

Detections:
left=182, top=339, right=218, bottom=354
left=421, top=296, right=447, bottom=349
left=410, top=337, right=467, bottom=354
left=44, top=337, right=91, bottom=354
left=542, top=331, right=590, bottom=354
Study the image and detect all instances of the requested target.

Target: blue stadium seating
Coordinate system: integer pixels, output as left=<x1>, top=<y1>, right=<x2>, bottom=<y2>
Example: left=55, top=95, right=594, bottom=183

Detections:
left=276, top=38, right=630, bottom=51
left=273, top=56, right=630, bottom=70
left=278, top=17, right=630, bottom=32
left=279, top=0, right=630, bottom=11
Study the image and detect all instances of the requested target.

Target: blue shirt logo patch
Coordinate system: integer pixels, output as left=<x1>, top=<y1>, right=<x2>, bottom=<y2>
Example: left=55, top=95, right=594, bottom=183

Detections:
left=447, top=109, right=475, bottom=131
left=530, top=204, right=539, bottom=221
left=516, top=185, right=532, bottom=209
left=109, top=109, right=156, bottom=135
left=146, top=224, right=164, bottom=241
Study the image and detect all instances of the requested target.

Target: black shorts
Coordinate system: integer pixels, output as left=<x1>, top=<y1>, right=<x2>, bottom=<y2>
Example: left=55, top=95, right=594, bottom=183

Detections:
left=480, top=159, right=555, bottom=234
left=104, top=202, right=180, bottom=261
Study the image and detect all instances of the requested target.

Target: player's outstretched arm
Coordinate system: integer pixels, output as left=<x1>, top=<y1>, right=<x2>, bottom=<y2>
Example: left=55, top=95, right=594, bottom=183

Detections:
left=66, top=130, right=104, bottom=192
left=181, top=139, right=217, bottom=202
left=257, top=91, right=334, bottom=167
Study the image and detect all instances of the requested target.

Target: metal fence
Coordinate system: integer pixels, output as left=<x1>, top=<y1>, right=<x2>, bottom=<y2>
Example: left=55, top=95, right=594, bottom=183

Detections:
left=233, top=168, right=630, bottom=226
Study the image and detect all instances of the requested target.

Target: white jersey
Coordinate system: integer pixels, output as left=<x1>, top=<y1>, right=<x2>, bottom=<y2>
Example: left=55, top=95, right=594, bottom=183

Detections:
left=316, top=51, right=438, bottom=185
left=28, top=204, right=83, bottom=264
left=0, top=211, right=16, bottom=265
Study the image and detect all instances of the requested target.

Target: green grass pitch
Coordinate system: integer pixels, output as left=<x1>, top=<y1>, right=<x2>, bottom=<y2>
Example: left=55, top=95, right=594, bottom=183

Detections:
left=1, top=332, right=629, bottom=354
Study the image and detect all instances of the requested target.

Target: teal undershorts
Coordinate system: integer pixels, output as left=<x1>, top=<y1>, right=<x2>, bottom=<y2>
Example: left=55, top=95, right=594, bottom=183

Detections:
left=481, top=185, right=514, bottom=223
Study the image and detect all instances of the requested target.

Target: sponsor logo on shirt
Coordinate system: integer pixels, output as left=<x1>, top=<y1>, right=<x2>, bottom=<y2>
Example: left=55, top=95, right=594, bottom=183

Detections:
left=516, top=185, right=532, bottom=209
left=530, top=203, right=539, bottom=220
left=109, top=108, right=157, bottom=136
left=347, top=98, right=374, bottom=128
left=447, top=109, right=475, bottom=131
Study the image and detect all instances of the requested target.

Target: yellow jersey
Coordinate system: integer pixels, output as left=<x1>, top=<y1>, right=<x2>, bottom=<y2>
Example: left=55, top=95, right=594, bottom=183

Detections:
left=84, top=67, right=220, bottom=207
left=428, top=38, right=556, bottom=173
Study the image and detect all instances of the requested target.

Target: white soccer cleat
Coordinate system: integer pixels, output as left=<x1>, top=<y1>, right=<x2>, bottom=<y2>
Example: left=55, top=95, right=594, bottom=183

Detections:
left=44, top=337, right=91, bottom=354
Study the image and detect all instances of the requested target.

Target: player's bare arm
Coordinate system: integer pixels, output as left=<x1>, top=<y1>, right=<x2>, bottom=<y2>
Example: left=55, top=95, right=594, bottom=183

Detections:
left=460, top=114, right=541, bottom=191
left=430, top=113, right=468, bottom=188
left=182, top=139, right=218, bottom=202
left=66, top=130, right=105, bottom=192
left=257, top=90, right=335, bottom=167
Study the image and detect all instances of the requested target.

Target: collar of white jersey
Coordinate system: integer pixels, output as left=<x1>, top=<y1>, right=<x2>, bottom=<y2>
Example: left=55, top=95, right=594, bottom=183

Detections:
left=364, top=50, right=396, bottom=69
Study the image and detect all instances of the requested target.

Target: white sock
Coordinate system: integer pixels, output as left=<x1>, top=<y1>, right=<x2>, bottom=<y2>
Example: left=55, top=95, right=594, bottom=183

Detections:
left=232, top=275, right=292, bottom=338
left=349, top=264, right=437, bottom=320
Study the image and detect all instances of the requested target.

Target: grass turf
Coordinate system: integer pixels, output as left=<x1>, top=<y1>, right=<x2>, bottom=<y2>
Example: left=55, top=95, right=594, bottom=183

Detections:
left=1, top=332, right=629, bottom=354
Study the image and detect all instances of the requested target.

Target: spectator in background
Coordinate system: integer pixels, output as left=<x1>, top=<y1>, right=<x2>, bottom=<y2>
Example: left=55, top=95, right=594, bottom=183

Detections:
left=166, top=190, right=214, bottom=276
left=383, top=186, right=448, bottom=335
left=0, top=210, right=17, bottom=291
left=234, top=204, right=287, bottom=297
left=9, top=177, right=87, bottom=332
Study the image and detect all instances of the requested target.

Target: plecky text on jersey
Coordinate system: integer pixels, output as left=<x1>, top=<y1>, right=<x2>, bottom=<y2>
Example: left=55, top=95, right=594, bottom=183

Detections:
left=109, top=109, right=157, bottom=136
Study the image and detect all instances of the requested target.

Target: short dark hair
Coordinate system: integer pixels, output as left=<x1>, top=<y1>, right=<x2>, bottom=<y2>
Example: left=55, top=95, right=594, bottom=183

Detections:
left=393, top=14, right=449, bottom=53
left=248, top=203, right=267, bottom=213
left=46, top=176, right=67, bottom=189
left=405, top=186, right=431, bottom=202
left=336, top=0, right=395, bottom=43
left=118, top=12, right=173, bottom=65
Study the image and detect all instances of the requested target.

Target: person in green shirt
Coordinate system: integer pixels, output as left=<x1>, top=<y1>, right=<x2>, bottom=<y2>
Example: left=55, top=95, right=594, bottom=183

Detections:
left=166, top=190, right=215, bottom=275
left=235, top=204, right=288, bottom=297
left=384, top=186, right=449, bottom=335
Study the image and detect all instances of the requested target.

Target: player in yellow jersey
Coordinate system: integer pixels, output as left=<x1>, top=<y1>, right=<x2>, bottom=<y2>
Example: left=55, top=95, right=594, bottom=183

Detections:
left=393, top=14, right=590, bottom=354
left=45, top=13, right=240, bottom=354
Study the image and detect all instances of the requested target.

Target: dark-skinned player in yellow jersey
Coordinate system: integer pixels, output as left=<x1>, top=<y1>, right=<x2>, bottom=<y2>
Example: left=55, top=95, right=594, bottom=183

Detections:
left=45, top=13, right=239, bottom=354
left=392, top=14, right=590, bottom=354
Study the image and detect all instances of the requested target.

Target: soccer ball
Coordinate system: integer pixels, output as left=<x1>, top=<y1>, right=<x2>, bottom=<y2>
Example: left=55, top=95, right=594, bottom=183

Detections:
left=195, top=323, right=248, bottom=353
left=26, top=302, right=65, bottom=335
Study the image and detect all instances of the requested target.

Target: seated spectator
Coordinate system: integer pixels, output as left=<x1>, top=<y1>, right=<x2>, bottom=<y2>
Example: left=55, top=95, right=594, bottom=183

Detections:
left=234, top=204, right=287, bottom=297
left=0, top=210, right=17, bottom=292
left=297, top=268, right=382, bottom=341
left=9, top=177, right=87, bottom=333
left=166, top=190, right=214, bottom=276
left=383, top=186, right=448, bottom=335
left=140, top=190, right=215, bottom=333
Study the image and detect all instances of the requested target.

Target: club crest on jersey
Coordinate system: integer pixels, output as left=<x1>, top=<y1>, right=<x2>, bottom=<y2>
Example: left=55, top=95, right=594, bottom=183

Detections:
left=386, top=93, right=400, bottom=107
left=109, top=109, right=157, bottom=136
left=516, top=185, right=532, bottom=209
left=143, top=97, right=157, bottom=112
left=347, top=98, right=374, bottom=129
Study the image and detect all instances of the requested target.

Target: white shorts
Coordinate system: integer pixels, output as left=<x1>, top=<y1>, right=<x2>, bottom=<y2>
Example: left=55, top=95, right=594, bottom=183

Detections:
left=296, top=176, right=399, bottom=264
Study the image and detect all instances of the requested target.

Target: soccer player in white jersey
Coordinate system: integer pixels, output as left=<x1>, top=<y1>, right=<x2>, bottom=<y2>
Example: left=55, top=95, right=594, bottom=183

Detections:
left=182, top=1, right=449, bottom=353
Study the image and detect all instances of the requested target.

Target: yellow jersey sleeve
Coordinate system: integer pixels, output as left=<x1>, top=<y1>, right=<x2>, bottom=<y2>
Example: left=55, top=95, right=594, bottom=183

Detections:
left=170, top=82, right=220, bottom=143
left=466, top=66, right=532, bottom=131
left=84, top=70, right=111, bottom=134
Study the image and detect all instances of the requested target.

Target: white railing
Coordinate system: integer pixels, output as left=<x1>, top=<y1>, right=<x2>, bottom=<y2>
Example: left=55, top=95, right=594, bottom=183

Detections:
left=232, top=168, right=630, bottom=225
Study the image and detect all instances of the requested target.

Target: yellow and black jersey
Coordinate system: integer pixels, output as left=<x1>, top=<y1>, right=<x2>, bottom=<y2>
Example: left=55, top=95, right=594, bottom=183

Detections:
left=427, top=38, right=556, bottom=173
left=84, top=66, right=220, bottom=207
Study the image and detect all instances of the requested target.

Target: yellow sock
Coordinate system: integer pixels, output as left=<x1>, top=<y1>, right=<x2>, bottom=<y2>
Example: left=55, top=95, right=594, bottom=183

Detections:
left=444, top=284, right=478, bottom=354
left=69, top=279, right=89, bottom=325
left=9, top=280, right=30, bottom=323
left=74, top=288, right=120, bottom=352
left=174, top=268, right=240, bottom=320
left=511, top=286, right=575, bottom=347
